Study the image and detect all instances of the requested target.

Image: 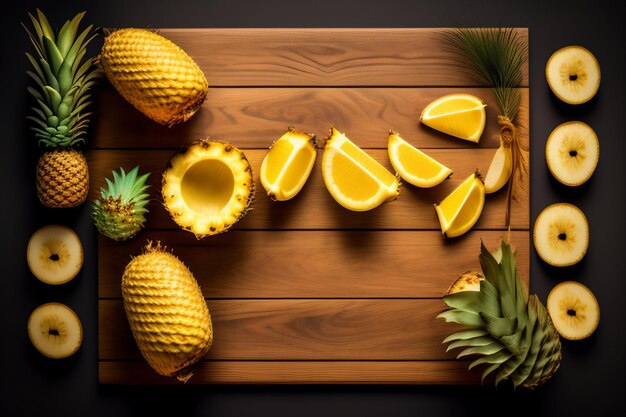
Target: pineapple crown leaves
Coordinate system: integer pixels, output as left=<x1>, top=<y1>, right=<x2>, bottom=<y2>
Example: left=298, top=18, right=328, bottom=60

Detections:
left=23, top=9, right=100, bottom=148
left=97, top=166, right=151, bottom=211
left=442, top=28, right=527, bottom=122
left=437, top=241, right=562, bottom=389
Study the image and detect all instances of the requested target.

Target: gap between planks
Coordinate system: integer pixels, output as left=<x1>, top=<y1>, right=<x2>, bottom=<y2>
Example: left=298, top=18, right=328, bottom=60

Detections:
left=92, top=87, right=528, bottom=150
left=98, top=230, right=529, bottom=299
left=152, top=28, right=528, bottom=87
left=99, top=299, right=478, bottom=361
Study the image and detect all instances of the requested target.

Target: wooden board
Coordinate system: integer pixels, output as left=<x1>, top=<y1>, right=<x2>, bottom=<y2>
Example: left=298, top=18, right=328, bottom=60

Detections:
left=93, top=28, right=529, bottom=384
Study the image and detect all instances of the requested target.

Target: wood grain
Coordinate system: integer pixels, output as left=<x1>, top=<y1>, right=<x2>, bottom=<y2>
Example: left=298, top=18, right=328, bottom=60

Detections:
left=100, top=299, right=470, bottom=360
left=98, top=230, right=529, bottom=299
left=96, top=28, right=531, bottom=384
left=99, top=360, right=481, bottom=385
left=86, top=148, right=529, bottom=231
left=91, top=87, right=528, bottom=150
left=152, top=28, right=528, bottom=87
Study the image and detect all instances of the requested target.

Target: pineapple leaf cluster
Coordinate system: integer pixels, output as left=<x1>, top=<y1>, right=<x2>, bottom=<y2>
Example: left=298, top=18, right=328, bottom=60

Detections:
left=438, top=241, right=562, bottom=389
left=442, top=28, right=527, bottom=122
left=24, top=9, right=99, bottom=148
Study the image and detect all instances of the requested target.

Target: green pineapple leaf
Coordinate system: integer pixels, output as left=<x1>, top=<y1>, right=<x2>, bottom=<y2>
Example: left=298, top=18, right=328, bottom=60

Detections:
left=24, top=10, right=99, bottom=149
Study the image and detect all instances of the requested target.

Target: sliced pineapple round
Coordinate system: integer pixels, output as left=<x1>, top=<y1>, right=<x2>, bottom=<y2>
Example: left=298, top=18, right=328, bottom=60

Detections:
left=545, top=45, right=600, bottom=105
left=547, top=281, right=600, bottom=340
left=260, top=127, right=317, bottom=201
left=27, top=225, right=83, bottom=285
left=322, top=127, right=399, bottom=211
left=28, top=302, right=83, bottom=359
left=387, top=130, right=452, bottom=188
left=162, top=140, right=254, bottom=238
left=533, top=203, right=588, bottom=267
left=546, top=121, right=599, bottom=187
left=434, top=171, right=485, bottom=238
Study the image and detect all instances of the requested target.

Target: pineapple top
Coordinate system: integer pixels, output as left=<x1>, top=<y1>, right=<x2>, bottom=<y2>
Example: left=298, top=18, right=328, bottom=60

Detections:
left=24, top=9, right=99, bottom=148
left=438, top=242, right=562, bottom=389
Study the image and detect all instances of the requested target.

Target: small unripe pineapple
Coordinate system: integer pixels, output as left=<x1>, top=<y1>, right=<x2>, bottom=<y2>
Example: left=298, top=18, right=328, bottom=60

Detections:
left=92, top=166, right=151, bottom=241
left=100, top=28, right=208, bottom=126
left=122, top=242, right=213, bottom=382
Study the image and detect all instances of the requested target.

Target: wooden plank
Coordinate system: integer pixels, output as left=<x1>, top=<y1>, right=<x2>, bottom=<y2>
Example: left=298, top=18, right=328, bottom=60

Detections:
left=96, top=28, right=530, bottom=385
left=99, top=230, right=529, bottom=298
left=86, top=148, right=529, bottom=230
left=149, top=28, right=528, bottom=87
left=91, top=87, right=529, bottom=150
left=100, top=299, right=473, bottom=360
left=99, top=360, right=481, bottom=385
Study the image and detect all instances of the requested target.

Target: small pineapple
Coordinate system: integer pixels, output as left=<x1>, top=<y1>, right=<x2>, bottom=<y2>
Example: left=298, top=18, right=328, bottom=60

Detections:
left=99, top=28, right=208, bottom=126
left=438, top=241, right=562, bottom=389
left=122, top=242, right=213, bottom=382
left=24, top=10, right=99, bottom=208
left=162, top=140, right=254, bottom=238
left=92, top=166, right=151, bottom=241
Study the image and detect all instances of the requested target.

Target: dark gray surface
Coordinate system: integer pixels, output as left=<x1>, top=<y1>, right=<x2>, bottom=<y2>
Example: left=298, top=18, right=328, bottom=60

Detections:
left=1, top=0, right=624, bottom=415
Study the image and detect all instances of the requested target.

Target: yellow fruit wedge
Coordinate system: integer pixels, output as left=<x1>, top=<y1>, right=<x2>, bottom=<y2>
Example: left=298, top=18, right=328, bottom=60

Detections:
left=260, top=127, right=317, bottom=201
left=434, top=171, right=485, bottom=238
left=484, top=141, right=513, bottom=194
left=387, top=131, right=453, bottom=188
left=420, top=94, right=487, bottom=142
left=322, top=127, right=399, bottom=211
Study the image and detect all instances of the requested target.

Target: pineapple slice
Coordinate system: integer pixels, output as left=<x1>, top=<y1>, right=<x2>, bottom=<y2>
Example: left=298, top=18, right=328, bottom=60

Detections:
left=162, top=140, right=254, bottom=238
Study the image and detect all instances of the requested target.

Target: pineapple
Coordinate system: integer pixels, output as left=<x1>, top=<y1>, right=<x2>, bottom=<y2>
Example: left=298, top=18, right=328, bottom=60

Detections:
left=162, top=140, right=254, bottom=238
left=99, top=29, right=208, bottom=126
left=92, top=166, right=151, bottom=241
left=438, top=241, right=562, bottom=389
left=122, top=242, right=212, bottom=382
left=24, top=10, right=99, bottom=208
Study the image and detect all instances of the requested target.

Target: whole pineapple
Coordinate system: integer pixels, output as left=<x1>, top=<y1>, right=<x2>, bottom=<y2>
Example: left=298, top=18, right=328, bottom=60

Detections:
left=99, top=29, right=208, bottom=126
left=438, top=241, right=562, bottom=389
left=24, top=10, right=99, bottom=208
left=92, top=166, right=151, bottom=241
left=122, top=242, right=213, bottom=382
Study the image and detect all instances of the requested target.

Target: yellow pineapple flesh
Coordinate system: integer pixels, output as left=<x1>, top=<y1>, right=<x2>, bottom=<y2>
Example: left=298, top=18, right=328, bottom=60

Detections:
left=99, top=28, right=208, bottom=126
left=36, top=150, right=89, bottom=208
left=122, top=241, right=213, bottom=382
left=162, top=140, right=254, bottom=238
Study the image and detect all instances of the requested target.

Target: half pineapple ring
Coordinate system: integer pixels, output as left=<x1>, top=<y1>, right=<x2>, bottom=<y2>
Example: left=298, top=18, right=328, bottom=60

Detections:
left=162, top=140, right=254, bottom=238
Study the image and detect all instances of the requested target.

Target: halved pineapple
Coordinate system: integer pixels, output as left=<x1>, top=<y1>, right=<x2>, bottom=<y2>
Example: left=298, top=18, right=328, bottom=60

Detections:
left=162, top=140, right=254, bottom=238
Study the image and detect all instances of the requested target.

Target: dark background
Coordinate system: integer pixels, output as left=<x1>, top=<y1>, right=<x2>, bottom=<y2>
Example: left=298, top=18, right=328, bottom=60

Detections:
left=1, top=0, right=624, bottom=416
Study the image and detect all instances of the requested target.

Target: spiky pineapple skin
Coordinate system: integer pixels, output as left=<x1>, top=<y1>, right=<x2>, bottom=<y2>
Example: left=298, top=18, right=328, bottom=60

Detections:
left=36, top=150, right=89, bottom=208
left=122, top=242, right=212, bottom=381
left=100, top=29, right=208, bottom=126
left=93, top=197, right=143, bottom=241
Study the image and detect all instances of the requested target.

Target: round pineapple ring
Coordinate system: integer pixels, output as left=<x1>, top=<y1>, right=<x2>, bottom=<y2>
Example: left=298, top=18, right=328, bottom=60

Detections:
left=162, top=140, right=254, bottom=238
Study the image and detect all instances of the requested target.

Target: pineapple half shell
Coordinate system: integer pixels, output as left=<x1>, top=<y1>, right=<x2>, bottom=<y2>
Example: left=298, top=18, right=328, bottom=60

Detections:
left=122, top=241, right=213, bottom=382
left=162, top=140, right=254, bottom=238
left=99, top=28, right=208, bottom=126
